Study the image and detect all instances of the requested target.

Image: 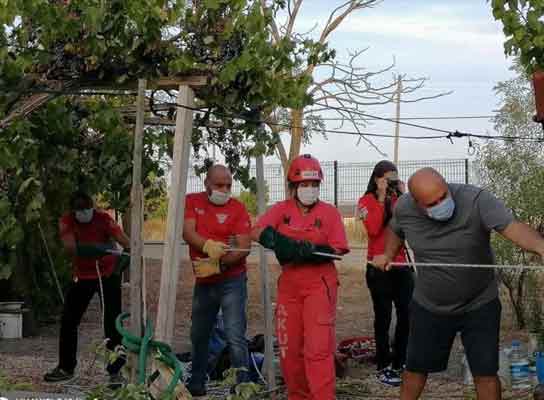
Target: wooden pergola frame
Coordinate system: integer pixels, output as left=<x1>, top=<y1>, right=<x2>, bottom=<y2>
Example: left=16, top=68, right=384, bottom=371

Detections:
left=1, top=75, right=276, bottom=393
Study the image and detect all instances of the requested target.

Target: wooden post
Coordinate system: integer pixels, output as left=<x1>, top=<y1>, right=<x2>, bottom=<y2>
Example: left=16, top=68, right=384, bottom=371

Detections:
left=393, top=75, right=402, bottom=164
left=256, top=153, right=277, bottom=394
left=129, top=79, right=146, bottom=381
left=155, top=85, right=194, bottom=344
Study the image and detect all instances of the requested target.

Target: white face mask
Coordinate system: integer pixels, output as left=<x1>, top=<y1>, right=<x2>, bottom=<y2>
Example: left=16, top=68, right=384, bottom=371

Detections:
left=75, top=208, right=94, bottom=223
left=297, top=186, right=319, bottom=206
left=208, top=190, right=231, bottom=206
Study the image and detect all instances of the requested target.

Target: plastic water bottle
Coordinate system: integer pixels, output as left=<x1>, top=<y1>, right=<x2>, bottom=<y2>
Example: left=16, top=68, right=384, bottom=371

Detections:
left=499, top=346, right=512, bottom=389
left=462, top=355, right=476, bottom=399
left=510, top=340, right=531, bottom=393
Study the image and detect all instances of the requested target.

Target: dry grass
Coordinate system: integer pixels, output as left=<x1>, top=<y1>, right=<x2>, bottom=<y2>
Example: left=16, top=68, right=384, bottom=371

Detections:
left=143, top=218, right=167, bottom=240
left=143, top=217, right=368, bottom=248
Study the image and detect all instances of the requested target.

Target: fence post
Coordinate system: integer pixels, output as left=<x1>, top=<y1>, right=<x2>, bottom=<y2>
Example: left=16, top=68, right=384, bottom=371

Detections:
left=333, top=160, right=338, bottom=207
left=464, top=158, right=469, bottom=184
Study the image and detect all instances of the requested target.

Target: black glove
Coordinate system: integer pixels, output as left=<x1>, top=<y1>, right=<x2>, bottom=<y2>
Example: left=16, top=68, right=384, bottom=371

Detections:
left=113, top=249, right=130, bottom=276
left=299, top=243, right=337, bottom=264
left=76, top=243, right=115, bottom=258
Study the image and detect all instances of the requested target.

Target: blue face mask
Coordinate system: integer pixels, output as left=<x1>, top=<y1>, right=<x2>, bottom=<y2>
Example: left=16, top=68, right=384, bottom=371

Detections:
left=426, top=194, right=455, bottom=221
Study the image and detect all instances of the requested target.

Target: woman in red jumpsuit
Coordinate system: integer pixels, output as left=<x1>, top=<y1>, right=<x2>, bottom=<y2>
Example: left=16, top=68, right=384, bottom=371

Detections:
left=251, top=154, right=349, bottom=400
left=357, top=160, right=414, bottom=386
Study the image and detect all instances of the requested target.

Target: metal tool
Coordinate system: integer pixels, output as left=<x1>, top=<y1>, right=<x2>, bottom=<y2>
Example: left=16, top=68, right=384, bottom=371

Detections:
left=313, top=251, right=343, bottom=260
left=106, top=249, right=131, bottom=257
left=227, top=247, right=343, bottom=260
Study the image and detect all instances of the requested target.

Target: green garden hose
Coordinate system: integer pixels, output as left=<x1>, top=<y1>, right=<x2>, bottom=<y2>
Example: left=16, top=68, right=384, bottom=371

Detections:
left=115, top=312, right=184, bottom=398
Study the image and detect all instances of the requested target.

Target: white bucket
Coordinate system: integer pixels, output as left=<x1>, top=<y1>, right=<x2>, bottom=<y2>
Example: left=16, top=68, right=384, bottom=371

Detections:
left=0, top=313, right=23, bottom=339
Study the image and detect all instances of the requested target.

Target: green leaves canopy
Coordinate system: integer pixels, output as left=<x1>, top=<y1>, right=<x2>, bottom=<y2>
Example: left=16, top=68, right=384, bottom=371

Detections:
left=492, top=0, right=544, bottom=72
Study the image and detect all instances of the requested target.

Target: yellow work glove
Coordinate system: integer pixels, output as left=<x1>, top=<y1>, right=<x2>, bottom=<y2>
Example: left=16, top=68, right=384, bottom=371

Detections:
left=193, top=258, right=222, bottom=278
left=202, top=239, right=227, bottom=259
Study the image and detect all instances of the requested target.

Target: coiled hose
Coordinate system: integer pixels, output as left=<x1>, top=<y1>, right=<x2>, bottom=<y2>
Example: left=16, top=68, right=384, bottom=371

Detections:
left=115, top=312, right=183, bottom=397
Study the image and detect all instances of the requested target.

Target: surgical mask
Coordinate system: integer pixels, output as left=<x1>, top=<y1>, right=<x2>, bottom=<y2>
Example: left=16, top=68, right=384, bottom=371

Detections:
left=426, top=195, right=455, bottom=221
left=75, top=208, right=94, bottom=223
left=297, top=186, right=319, bottom=206
left=209, top=190, right=231, bottom=206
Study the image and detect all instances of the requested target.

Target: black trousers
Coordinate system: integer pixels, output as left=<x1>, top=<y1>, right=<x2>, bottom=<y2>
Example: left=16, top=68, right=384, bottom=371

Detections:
left=58, top=274, right=122, bottom=372
left=366, top=264, right=414, bottom=370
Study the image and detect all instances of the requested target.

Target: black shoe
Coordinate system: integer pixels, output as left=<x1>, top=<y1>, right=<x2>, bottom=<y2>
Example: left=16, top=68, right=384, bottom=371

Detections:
left=108, top=372, right=126, bottom=390
left=187, top=385, right=207, bottom=398
left=106, top=345, right=127, bottom=375
left=376, top=366, right=402, bottom=387
left=44, top=366, right=75, bottom=383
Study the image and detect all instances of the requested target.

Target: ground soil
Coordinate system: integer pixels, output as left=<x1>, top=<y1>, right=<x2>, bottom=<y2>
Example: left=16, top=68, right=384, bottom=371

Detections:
left=0, top=260, right=531, bottom=399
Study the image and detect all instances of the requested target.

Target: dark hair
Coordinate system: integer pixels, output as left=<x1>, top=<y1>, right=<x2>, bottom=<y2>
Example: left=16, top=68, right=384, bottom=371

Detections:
left=365, top=160, right=398, bottom=226
left=70, top=190, right=93, bottom=209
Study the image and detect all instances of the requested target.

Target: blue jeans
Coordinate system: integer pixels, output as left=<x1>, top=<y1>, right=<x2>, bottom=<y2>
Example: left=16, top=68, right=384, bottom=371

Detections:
left=188, top=273, right=249, bottom=389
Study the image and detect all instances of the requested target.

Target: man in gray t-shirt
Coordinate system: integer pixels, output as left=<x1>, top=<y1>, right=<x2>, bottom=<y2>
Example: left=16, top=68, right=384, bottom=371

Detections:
left=372, top=168, right=544, bottom=400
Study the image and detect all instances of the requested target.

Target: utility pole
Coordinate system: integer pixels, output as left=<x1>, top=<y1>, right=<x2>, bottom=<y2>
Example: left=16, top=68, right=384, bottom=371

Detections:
left=393, top=75, right=402, bottom=164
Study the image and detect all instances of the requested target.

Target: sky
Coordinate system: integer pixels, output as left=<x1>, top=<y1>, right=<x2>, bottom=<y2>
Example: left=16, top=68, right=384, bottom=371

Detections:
left=268, top=0, right=516, bottom=164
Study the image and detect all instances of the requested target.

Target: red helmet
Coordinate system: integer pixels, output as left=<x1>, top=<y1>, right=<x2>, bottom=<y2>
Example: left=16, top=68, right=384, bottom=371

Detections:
left=287, top=154, right=323, bottom=183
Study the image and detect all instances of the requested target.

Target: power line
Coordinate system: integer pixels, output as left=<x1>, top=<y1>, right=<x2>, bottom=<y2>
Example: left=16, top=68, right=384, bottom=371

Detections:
left=162, top=101, right=544, bottom=143
left=12, top=88, right=544, bottom=143
left=316, top=115, right=497, bottom=121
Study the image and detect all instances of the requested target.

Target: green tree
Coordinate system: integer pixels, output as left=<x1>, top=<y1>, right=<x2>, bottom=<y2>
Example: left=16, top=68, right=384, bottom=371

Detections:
left=0, top=0, right=330, bottom=316
left=475, top=62, right=544, bottom=329
left=0, top=98, right=168, bottom=315
left=491, top=0, right=544, bottom=72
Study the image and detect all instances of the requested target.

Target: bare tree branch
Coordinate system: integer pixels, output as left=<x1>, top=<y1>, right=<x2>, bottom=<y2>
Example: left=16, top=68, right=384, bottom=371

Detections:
left=319, top=1, right=380, bottom=44
left=261, top=0, right=281, bottom=44
left=286, top=0, right=304, bottom=38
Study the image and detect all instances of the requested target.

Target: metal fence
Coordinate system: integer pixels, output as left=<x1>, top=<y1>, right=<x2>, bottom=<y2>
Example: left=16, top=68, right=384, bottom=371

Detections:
left=187, top=158, right=471, bottom=206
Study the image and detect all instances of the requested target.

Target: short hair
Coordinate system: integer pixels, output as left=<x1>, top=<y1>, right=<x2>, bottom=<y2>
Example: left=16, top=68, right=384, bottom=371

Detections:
left=70, top=190, right=93, bottom=209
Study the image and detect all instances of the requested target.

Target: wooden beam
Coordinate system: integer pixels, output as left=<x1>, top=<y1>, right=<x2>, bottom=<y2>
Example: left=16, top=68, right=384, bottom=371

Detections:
left=256, top=152, right=276, bottom=394
left=129, top=79, right=146, bottom=381
left=155, top=85, right=194, bottom=344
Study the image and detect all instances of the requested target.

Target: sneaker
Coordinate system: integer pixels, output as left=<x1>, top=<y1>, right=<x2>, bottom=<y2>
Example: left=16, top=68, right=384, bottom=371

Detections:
left=108, top=372, right=126, bottom=390
left=376, top=366, right=402, bottom=387
left=187, top=384, right=207, bottom=398
left=106, top=345, right=127, bottom=375
left=43, top=366, right=75, bottom=383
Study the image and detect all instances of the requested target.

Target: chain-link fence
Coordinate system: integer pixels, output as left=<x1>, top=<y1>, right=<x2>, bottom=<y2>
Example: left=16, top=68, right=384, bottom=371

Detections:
left=187, top=158, right=471, bottom=206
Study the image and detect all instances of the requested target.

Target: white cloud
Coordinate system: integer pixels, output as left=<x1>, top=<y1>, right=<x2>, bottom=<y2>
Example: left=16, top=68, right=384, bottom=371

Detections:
left=297, top=8, right=505, bottom=49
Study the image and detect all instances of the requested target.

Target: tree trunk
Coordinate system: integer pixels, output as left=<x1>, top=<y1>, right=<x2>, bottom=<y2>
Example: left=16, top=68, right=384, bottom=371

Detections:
left=281, top=108, right=305, bottom=199
left=288, top=108, right=304, bottom=164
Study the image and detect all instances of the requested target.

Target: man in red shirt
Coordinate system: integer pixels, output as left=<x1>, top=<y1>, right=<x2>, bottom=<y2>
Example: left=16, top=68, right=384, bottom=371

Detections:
left=183, top=164, right=252, bottom=398
left=44, top=191, right=130, bottom=383
left=251, top=154, right=349, bottom=400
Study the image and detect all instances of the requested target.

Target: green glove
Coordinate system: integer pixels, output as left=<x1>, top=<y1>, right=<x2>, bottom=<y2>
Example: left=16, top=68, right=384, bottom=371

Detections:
left=258, top=226, right=278, bottom=249
left=76, top=243, right=114, bottom=258
left=258, top=227, right=336, bottom=265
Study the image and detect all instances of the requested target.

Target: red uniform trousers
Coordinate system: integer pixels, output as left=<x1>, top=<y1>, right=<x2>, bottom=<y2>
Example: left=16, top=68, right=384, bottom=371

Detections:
left=276, top=264, right=338, bottom=400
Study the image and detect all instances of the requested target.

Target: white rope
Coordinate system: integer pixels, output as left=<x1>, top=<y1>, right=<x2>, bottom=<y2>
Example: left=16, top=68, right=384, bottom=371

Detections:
left=250, top=352, right=267, bottom=385
left=95, top=261, right=108, bottom=369
left=38, top=222, right=64, bottom=304
left=389, top=262, right=544, bottom=271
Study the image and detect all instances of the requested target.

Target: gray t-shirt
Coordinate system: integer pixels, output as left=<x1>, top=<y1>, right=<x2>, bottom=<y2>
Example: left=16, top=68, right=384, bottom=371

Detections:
left=389, top=183, right=514, bottom=315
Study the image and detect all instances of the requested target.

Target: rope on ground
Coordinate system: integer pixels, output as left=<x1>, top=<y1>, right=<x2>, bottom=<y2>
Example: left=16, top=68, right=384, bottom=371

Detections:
left=38, top=222, right=64, bottom=304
